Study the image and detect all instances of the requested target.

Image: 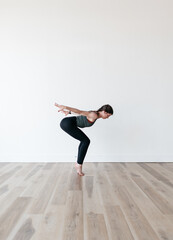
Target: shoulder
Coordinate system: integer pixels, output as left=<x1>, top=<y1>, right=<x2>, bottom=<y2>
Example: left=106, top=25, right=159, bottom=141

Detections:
left=87, top=111, right=98, bottom=121
left=80, top=110, right=98, bottom=121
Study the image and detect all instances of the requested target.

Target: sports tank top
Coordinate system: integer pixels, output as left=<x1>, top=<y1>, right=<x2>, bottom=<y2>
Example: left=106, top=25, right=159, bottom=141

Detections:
left=76, top=115, right=96, bottom=128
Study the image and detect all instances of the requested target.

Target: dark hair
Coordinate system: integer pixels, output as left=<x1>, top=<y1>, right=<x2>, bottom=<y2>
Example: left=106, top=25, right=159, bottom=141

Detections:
left=97, top=104, right=114, bottom=115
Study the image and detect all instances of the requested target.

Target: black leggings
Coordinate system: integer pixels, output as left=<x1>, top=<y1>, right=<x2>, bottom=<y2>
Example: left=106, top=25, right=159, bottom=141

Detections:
left=60, top=117, right=90, bottom=165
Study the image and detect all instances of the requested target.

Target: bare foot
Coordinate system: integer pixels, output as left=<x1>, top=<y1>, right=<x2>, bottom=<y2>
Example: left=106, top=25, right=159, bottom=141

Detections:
left=75, top=163, right=85, bottom=176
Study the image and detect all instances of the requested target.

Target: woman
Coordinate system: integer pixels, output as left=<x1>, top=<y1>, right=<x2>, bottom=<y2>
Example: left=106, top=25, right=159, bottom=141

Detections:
left=55, top=103, right=113, bottom=176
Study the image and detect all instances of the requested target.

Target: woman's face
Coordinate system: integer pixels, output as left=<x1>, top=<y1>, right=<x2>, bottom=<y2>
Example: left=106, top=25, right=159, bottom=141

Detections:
left=101, top=111, right=112, bottom=119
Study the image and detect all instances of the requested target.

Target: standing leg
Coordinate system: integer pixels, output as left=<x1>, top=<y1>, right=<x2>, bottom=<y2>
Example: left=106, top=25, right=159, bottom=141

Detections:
left=60, top=117, right=90, bottom=175
left=77, top=137, right=90, bottom=164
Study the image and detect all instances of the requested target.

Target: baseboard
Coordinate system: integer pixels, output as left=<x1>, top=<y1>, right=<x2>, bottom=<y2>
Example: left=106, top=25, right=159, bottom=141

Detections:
left=0, top=154, right=173, bottom=162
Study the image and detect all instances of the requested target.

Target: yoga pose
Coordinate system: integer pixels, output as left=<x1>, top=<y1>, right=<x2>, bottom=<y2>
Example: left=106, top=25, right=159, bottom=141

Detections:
left=55, top=103, right=113, bottom=176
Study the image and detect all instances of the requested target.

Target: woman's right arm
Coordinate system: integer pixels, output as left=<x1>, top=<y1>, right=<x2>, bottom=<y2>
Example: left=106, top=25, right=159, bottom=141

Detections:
left=55, top=103, right=82, bottom=115
left=54, top=103, right=98, bottom=120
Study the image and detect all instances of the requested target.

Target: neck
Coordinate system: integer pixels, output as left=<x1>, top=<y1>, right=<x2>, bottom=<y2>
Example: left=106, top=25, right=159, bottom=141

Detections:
left=97, top=112, right=101, bottom=119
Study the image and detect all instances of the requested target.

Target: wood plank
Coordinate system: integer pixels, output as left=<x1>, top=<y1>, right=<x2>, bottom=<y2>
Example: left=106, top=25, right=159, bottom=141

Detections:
left=12, top=218, right=35, bottom=240
left=31, top=206, right=65, bottom=240
left=0, top=163, right=14, bottom=175
left=0, top=187, right=25, bottom=215
left=116, top=186, right=160, bottom=240
left=7, top=214, right=42, bottom=240
left=83, top=173, right=105, bottom=239
left=68, top=168, right=83, bottom=191
left=51, top=164, right=71, bottom=205
left=42, top=163, right=56, bottom=170
left=127, top=163, right=173, bottom=205
left=0, top=165, right=22, bottom=185
left=96, top=172, right=120, bottom=206
left=131, top=174, right=173, bottom=215
left=85, top=176, right=94, bottom=198
left=15, top=163, right=35, bottom=177
left=104, top=205, right=134, bottom=240
left=105, top=163, right=160, bottom=240
left=0, top=162, right=10, bottom=169
left=0, top=184, right=8, bottom=196
left=138, top=163, right=173, bottom=188
left=24, top=164, right=43, bottom=181
left=159, top=162, right=173, bottom=173
left=29, top=164, right=60, bottom=214
left=62, top=191, right=83, bottom=240
left=87, top=212, right=109, bottom=240
left=111, top=163, right=173, bottom=240
left=0, top=164, right=37, bottom=200
left=21, top=170, right=49, bottom=198
left=149, top=163, right=173, bottom=181
left=0, top=197, right=31, bottom=240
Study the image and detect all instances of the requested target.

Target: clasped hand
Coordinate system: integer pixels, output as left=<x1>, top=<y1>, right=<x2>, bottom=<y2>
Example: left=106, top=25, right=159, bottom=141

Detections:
left=54, top=103, right=70, bottom=116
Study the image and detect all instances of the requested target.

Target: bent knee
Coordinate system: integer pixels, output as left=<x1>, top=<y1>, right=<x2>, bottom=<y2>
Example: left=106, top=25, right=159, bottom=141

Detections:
left=60, top=118, right=69, bottom=130
left=85, top=137, right=90, bottom=146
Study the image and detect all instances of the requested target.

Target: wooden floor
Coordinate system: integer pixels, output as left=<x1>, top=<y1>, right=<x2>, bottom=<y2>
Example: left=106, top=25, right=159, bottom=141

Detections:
left=0, top=162, right=173, bottom=240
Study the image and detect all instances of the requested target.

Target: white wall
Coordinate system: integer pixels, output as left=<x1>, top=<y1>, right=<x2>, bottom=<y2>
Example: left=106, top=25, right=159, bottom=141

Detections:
left=0, top=0, right=173, bottom=162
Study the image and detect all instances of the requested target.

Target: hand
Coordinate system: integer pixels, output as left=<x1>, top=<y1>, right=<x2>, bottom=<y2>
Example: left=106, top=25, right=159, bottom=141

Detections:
left=54, top=103, right=64, bottom=110
left=54, top=103, right=62, bottom=108
left=62, top=110, right=70, bottom=116
left=54, top=103, right=69, bottom=116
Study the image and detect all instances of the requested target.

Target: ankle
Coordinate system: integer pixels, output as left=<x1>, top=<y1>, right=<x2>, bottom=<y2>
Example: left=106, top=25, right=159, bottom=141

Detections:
left=76, top=163, right=82, bottom=166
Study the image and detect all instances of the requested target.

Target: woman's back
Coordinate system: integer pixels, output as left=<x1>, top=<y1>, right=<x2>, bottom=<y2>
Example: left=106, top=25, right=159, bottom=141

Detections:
left=76, top=115, right=96, bottom=128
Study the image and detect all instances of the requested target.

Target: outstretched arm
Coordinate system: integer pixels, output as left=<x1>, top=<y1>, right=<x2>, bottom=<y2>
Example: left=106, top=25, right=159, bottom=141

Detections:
left=54, top=103, right=88, bottom=115
left=54, top=103, right=98, bottom=120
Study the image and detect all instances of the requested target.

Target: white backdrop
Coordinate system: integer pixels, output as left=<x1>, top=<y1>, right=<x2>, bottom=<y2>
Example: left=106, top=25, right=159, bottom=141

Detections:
left=0, top=0, right=173, bottom=162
